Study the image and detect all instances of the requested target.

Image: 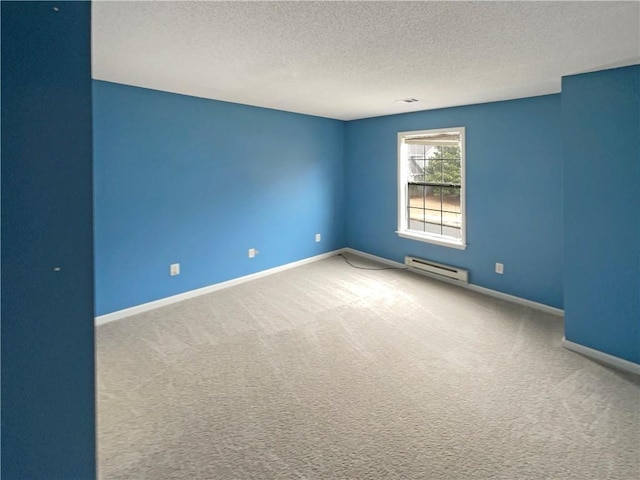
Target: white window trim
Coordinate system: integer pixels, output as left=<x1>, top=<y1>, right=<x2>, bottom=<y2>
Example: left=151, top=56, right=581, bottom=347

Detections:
left=396, top=127, right=467, bottom=250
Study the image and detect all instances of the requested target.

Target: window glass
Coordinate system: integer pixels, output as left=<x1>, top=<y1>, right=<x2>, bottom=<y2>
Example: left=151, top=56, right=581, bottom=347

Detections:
left=397, top=128, right=465, bottom=249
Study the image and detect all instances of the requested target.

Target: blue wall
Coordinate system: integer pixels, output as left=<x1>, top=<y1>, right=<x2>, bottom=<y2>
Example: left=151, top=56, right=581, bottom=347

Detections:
left=345, top=95, right=564, bottom=308
left=562, top=65, right=640, bottom=364
left=1, top=2, right=95, bottom=478
left=94, top=81, right=346, bottom=315
left=93, top=68, right=640, bottom=364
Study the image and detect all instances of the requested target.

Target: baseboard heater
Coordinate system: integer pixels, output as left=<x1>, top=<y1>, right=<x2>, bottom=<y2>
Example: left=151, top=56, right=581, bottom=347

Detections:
left=404, top=256, right=469, bottom=283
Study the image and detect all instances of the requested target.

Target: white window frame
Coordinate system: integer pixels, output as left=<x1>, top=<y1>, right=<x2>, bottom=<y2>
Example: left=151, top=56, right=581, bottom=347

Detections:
left=396, top=127, right=467, bottom=250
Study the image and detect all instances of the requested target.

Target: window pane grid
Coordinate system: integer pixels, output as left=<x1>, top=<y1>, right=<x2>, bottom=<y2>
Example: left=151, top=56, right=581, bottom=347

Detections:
left=403, top=139, right=462, bottom=240
left=406, top=188, right=461, bottom=220
left=398, top=127, right=466, bottom=248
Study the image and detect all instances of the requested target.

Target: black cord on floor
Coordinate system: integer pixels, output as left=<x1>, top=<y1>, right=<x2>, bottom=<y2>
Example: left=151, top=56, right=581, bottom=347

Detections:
left=337, top=253, right=409, bottom=271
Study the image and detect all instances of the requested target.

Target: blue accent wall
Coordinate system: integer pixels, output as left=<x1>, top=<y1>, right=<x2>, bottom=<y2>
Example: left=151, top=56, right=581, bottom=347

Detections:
left=562, top=65, right=640, bottom=364
left=1, top=2, right=95, bottom=478
left=93, top=81, right=346, bottom=315
left=345, top=95, right=564, bottom=308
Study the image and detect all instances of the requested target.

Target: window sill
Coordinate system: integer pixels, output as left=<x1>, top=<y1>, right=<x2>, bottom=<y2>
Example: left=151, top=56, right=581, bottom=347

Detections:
left=396, top=230, right=467, bottom=250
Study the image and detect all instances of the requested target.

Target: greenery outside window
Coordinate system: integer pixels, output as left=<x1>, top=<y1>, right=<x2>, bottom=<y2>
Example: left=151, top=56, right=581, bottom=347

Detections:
left=397, top=127, right=466, bottom=249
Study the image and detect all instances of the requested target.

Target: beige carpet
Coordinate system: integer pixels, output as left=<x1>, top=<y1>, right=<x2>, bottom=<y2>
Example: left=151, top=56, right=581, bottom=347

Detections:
left=97, top=254, right=640, bottom=479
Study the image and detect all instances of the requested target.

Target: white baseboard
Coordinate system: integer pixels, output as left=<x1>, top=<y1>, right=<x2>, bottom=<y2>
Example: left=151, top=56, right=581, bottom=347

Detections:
left=562, top=337, right=640, bottom=375
left=98, top=247, right=639, bottom=376
left=342, top=248, right=564, bottom=317
left=95, top=249, right=345, bottom=326
left=97, top=247, right=564, bottom=325
left=342, top=249, right=639, bottom=376
left=465, top=284, right=563, bottom=317
left=341, top=248, right=407, bottom=269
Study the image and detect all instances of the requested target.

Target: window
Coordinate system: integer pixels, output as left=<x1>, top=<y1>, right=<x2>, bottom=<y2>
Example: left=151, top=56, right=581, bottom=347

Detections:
left=397, top=127, right=466, bottom=249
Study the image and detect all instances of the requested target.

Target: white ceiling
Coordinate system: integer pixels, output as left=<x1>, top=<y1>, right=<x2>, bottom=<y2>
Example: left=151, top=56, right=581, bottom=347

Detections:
left=92, top=1, right=640, bottom=121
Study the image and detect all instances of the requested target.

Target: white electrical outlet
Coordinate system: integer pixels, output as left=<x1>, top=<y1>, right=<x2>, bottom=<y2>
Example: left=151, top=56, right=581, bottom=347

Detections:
left=170, top=263, right=180, bottom=276
left=248, top=248, right=256, bottom=258
left=495, top=262, right=504, bottom=274
left=315, top=233, right=321, bottom=242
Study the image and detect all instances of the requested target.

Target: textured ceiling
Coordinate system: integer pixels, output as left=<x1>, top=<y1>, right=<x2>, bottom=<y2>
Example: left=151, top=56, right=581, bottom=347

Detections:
left=92, top=1, right=640, bottom=120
